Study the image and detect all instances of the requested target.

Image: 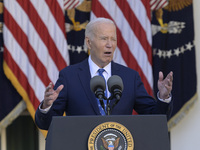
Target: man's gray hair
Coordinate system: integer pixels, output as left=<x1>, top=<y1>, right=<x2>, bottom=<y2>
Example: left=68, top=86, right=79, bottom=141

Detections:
left=85, top=18, right=115, bottom=38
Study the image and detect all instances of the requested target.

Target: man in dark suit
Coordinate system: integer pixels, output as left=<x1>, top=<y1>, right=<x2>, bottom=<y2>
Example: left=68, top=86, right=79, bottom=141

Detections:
left=35, top=18, right=173, bottom=130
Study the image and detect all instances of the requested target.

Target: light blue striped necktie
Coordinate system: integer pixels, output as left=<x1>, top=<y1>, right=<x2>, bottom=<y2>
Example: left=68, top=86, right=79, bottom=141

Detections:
left=97, top=68, right=107, bottom=115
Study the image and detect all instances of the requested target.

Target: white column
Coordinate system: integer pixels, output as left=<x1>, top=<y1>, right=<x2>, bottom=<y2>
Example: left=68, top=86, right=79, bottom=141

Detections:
left=0, top=128, right=6, bottom=150
left=38, top=130, right=45, bottom=150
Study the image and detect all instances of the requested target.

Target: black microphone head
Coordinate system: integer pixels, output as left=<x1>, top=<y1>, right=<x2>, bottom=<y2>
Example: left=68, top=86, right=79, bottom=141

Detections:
left=90, top=76, right=106, bottom=93
left=107, top=75, right=124, bottom=93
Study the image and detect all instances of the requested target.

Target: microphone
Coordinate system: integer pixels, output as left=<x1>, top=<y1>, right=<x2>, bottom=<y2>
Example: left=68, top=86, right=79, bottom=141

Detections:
left=90, top=76, right=106, bottom=109
left=107, top=75, right=124, bottom=101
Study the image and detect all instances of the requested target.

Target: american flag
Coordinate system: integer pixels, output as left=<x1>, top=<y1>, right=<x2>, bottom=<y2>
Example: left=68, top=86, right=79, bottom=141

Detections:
left=91, top=0, right=153, bottom=96
left=3, top=0, right=69, bottom=121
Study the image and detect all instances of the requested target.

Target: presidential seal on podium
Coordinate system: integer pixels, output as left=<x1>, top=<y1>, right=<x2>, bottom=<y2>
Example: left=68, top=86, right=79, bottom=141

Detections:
left=88, top=122, right=134, bottom=150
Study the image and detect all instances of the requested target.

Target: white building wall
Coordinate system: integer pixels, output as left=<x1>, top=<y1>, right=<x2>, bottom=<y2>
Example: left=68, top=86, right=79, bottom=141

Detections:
left=170, top=0, right=200, bottom=149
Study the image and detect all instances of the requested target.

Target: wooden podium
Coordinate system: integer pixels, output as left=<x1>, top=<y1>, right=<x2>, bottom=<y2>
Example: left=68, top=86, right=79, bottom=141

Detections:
left=46, top=115, right=170, bottom=150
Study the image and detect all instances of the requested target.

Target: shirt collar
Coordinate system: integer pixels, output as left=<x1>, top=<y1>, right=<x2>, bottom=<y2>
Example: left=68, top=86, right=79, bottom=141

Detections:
left=88, top=55, right=111, bottom=79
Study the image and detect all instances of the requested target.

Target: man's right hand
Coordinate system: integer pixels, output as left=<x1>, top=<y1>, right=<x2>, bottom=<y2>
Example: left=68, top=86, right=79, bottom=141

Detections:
left=42, top=82, right=64, bottom=109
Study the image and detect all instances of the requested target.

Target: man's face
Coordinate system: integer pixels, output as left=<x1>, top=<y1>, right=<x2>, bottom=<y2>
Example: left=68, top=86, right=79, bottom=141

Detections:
left=86, top=22, right=117, bottom=68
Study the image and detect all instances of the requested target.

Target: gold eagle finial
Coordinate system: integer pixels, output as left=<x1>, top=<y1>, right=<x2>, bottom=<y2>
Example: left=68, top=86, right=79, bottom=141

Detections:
left=164, top=0, right=192, bottom=12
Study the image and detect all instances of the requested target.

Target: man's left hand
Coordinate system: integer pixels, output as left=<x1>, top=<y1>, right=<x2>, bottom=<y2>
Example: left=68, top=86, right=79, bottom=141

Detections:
left=158, top=71, right=173, bottom=99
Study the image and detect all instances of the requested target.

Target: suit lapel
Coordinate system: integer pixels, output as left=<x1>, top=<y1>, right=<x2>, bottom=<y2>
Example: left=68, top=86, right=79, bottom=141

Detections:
left=111, top=61, right=121, bottom=76
left=110, top=61, right=122, bottom=107
left=77, top=59, right=101, bottom=115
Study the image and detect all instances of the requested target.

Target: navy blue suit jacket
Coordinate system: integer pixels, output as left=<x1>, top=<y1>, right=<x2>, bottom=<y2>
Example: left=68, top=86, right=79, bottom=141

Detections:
left=35, top=59, right=172, bottom=130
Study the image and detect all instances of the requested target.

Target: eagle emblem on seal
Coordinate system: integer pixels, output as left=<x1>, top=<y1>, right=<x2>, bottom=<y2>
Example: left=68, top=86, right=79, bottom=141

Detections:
left=101, top=133, right=120, bottom=150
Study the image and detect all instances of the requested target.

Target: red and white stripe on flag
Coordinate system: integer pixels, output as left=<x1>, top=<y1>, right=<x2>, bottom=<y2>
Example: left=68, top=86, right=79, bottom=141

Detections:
left=3, top=0, right=69, bottom=119
left=64, top=0, right=82, bottom=9
left=150, top=0, right=168, bottom=10
left=91, top=0, right=153, bottom=96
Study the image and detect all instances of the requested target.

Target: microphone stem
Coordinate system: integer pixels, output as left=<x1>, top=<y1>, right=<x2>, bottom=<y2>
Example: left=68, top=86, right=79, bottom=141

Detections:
left=107, top=100, right=110, bottom=115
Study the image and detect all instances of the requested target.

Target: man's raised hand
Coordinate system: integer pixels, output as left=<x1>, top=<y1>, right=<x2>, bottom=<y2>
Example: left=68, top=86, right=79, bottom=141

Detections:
left=157, top=71, right=173, bottom=99
left=42, top=82, right=64, bottom=109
